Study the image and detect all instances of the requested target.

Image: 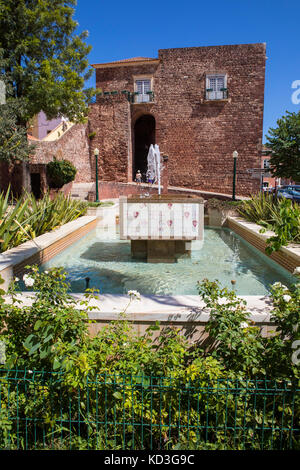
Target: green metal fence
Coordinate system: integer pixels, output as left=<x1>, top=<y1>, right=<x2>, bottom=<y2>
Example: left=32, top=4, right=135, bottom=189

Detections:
left=0, top=369, right=299, bottom=450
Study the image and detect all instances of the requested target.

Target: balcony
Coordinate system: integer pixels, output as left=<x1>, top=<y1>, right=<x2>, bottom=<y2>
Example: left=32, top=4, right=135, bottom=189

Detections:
left=205, top=88, right=228, bottom=101
left=96, top=90, right=155, bottom=104
left=131, top=91, right=155, bottom=104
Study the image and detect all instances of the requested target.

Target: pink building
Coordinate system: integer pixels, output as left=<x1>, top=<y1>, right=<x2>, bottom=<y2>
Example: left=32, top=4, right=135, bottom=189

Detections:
left=28, top=111, right=63, bottom=140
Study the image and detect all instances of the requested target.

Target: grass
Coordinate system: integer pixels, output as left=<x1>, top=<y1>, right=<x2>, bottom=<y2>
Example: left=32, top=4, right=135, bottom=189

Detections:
left=86, top=201, right=114, bottom=207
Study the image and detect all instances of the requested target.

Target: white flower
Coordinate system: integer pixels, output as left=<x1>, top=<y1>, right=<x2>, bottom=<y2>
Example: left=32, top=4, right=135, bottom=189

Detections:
left=293, top=267, right=300, bottom=276
left=272, top=282, right=288, bottom=290
left=44, top=271, right=49, bottom=274
left=283, top=295, right=292, bottom=303
left=240, top=322, right=249, bottom=329
left=128, top=290, right=141, bottom=301
left=14, top=277, right=19, bottom=282
left=23, top=274, right=35, bottom=287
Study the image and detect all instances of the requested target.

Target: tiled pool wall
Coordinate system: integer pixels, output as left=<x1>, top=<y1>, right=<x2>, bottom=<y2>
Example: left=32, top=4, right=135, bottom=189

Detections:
left=86, top=309, right=275, bottom=343
left=0, top=216, right=98, bottom=289
left=13, top=218, right=99, bottom=278
left=226, top=217, right=300, bottom=274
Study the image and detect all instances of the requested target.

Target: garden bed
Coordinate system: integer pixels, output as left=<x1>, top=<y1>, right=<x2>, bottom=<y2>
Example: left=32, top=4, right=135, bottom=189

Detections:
left=226, top=216, right=300, bottom=274
left=0, top=216, right=98, bottom=290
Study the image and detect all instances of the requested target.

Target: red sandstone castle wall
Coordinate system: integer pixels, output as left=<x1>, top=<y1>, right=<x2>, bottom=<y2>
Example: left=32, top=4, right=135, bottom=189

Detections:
left=93, top=44, right=266, bottom=196
left=88, top=97, right=132, bottom=183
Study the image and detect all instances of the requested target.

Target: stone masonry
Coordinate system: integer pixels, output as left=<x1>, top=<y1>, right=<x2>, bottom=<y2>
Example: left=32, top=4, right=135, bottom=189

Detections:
left=88, top=44, right=266, bottom=196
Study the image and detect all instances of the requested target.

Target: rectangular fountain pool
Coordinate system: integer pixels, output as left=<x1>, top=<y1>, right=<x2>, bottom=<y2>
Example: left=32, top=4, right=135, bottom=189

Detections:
left=39, top=225, right=296, bottom=296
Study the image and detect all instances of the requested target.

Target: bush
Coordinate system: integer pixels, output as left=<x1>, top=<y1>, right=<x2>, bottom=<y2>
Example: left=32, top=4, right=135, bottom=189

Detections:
left=0, top=271, right=299, bottom=450
left=46, top=158, right=77, bottom=189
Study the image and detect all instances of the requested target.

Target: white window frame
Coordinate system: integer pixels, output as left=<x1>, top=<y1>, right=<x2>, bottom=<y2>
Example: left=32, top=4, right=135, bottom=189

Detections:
left=206, top=74, right=227, bottom=100
left=133, top=75, right=153, bottom=103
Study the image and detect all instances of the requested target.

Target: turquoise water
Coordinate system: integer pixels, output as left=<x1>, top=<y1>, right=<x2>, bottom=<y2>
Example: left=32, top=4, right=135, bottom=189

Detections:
left=40, top=225, right=297, bottom=296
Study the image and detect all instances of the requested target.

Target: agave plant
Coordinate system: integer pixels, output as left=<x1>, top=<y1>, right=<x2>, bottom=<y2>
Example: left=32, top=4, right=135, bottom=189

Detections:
left=0, top=188, right=30, bottom=252
left=238, top=192, right=300, bottom=251
left=0, top=188, right=87, bottom=253
left=238, top=192, right=279, bottom=225
left=22, top=192, right=87, bottom=238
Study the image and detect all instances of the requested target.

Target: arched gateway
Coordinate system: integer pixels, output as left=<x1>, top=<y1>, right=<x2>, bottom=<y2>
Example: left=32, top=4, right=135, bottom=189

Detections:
left=133, top=115, right=155, bottom=182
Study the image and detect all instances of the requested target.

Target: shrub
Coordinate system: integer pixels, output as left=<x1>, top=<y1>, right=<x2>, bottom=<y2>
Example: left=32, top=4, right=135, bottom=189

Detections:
left=197, top=278, right=300, bottom=379
left=46, top=158, right=77, bottom=189
left=0, top=271, right=299, bottom=450
left=261, top=198, right=300, bottom=254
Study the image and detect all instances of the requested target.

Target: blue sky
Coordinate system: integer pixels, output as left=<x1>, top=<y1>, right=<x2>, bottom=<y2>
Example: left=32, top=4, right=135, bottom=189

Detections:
left=75, top=0, right=300, bottom=142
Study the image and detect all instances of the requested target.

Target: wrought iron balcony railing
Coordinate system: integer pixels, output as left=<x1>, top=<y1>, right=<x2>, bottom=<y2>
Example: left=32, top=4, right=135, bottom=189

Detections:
left=131, top=91, right=155, bottom=104
left=205, top=88, right=228, bottom=100
left=95, top=90, right=155, bottom=103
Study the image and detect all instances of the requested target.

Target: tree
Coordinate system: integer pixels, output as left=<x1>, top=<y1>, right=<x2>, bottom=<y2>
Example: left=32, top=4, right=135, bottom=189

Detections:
left=0, top=0, right=94, bottom=127
left=0, top=95, right=32, bottom=162
left=265, top=110, right=300, bottom=183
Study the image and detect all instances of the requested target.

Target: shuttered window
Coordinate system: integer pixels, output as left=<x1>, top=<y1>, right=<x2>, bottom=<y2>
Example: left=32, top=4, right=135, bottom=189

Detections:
left=135, top=79, right=151, bottom=102
left=206, top=74, right=227, bottom=100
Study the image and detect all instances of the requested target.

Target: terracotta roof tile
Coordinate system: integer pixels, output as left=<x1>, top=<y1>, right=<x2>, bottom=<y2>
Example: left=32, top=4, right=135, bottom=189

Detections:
left=27, top=134, right=40, bottom=141
left=91, top=57, right=158, bottom=67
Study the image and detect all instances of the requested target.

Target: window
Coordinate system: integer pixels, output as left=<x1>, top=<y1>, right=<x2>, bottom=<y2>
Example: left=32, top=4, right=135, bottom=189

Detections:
left=135, top=79, right=152, bottom=103
left=206, top=74, right=227, bottom=100
left=263, top=159, right=270, bottom=169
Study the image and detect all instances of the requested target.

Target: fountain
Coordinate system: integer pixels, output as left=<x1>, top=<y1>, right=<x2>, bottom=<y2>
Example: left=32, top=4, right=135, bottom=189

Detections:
left=120, top=145, right=204, bottom=262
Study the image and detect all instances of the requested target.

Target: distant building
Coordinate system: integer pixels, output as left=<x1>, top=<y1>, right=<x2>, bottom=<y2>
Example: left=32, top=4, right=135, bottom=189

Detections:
left=27, top=111, right=63, bottom=140
left=261, top=146, right=293, bottom=190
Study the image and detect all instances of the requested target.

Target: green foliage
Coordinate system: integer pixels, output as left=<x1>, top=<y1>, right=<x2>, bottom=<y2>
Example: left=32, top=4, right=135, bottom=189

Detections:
left=88, top=131, right=96, bottom=140
left=0, top=272, right=299, bottom=449
left=238, top=192, right=280, bottom=225
left=265, top=110, right=300, bottom=182
left=0, top=0, right=95, bottom=125
left=238, top=193, right=300, bottom=252
left=266, top=282, right=300, bottom=377
left=0, top=188, right=87, bottom=252
left=198, top=279, right=299, bottom=380
left=46, top=158, right=77, bottom=189
left=206, top=198, right=243, bottom=210
left=261, top=198, right=300, bottom=254
left=198, top=279, right=266, bottom=376
left=86, top=201, right=114, bottom=207
left=0, top=96, right=32, bottom=162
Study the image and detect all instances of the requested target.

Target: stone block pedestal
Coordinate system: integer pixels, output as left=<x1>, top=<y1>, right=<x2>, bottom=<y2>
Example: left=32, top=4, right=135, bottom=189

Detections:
left=131, top=239, right=192, bottom=263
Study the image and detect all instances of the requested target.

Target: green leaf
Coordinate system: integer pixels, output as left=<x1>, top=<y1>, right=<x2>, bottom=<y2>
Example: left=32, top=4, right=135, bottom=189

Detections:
left=53, top=358, right=61, bottom=370
left=34, top=320, right=42, bottom=331
left=29, top=342, right=41, bottom=356
left=113, top=392, right=123, bottom=400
